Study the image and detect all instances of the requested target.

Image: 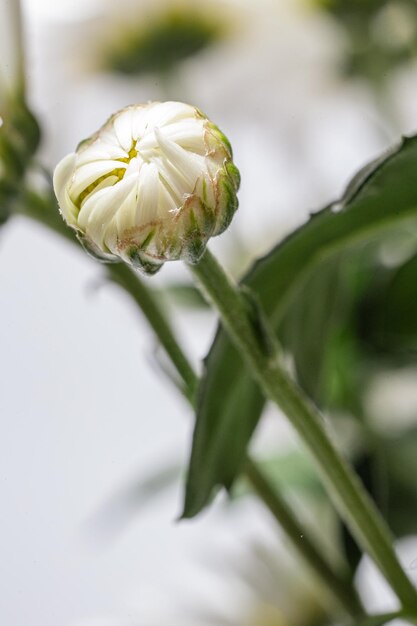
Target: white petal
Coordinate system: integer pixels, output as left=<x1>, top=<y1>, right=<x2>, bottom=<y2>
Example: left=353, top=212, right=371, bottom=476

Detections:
left=113, top=108, right=134, bottom=151
left=152, top=155, right=184, bottom=204
left=162, top=119, right=206, bottom=154
left=76, top=140, right=127, bottom=166
left=78, top=175, right=133, bottom=235
left=148, top=101, right=196, bottom=128
left=53, top=153, right=79, bottom=226
left=136, top=162, right=160, bottom=223
left=105, top=178, right=143, bottom=252
left=70, top=159, right=127, bottom=199
left=158, top=180, right=178, bottom=215
left=131, top=105, right=151, bottom=140
left=154, top=127, right=204, bottom=187
left=79, top=174, right=119, bottom=207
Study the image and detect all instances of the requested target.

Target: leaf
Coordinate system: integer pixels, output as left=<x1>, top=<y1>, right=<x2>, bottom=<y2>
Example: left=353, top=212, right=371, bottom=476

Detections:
left=0, top=103, right=41, bottom=225
left=184, top=135, right=417, bottom=518
left=105, top=7, right=223, bottom=76
left=360, top=249, right=417, bottom=355
left=160, top=281, right=209, bottom=309
left=279, top=249, right=373, bottom=412
left=231, top=450, right=325, bottom=501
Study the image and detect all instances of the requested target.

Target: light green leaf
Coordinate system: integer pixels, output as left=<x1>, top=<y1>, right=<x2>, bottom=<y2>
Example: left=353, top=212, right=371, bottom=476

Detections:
left=231, top=450, right=324, bottom=501
left=184, top=135, right=417, bottom=518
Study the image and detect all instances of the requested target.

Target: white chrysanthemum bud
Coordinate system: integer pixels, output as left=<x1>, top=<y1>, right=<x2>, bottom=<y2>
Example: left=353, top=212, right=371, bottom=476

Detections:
left=53, top=101, right=240, bottom=274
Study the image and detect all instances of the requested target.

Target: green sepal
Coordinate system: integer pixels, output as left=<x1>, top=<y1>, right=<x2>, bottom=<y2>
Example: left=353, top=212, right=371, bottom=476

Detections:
left=183, top=208, right=207, bottom=264
left=225, top=160, right=241, bottom=190
left=126, top=246, right=162, bottom=275
left=215, top=169, right=239, bottom=234
left=77, top=232, right=120, bottom=264
left=207, top=121, right=233, bottom=157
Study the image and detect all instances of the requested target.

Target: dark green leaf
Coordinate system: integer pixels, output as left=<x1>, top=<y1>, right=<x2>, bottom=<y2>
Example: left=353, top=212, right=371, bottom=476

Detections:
left=360, top=250, right=417, bottom=355
left=334, top=424, right=417, bottom=574
left=279, top=250, right=372, bottom=412
left=184, top=135, right=417, bottom=518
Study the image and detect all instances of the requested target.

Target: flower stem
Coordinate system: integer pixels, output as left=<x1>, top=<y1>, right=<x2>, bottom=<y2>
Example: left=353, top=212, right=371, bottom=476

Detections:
left=189, top=248, right=417, bottom=612
left=107, top=263, right=198, bottom=403
left=108, top=267, right=364, bottom=618
left=18, top=191, right=364, bottom=619
left=105, top=264, right=363, bottom=618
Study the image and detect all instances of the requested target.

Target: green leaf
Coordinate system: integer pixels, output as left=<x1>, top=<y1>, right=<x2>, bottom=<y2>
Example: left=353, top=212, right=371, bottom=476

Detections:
left=0, top=102, right=41, bottom=224
left=279, top=249, right=373, bottom=413
left=232, top=450, right=325, bottom=501
left=184, top=135, right=417, bottom=518
left=360, top=249, right=417, bottom=354
left=160, top=281, right=209, bottom=309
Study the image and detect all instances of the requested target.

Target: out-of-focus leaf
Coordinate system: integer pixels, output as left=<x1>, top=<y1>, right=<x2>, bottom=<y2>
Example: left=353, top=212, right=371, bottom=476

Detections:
left=341, top=427, right=417, bottom=573
left=184, top=135, right=417, bottom=518
left=0, top=101, right=41, bottom=225
left=161, top=281, right=209, bottom=309
left=360, top=250, right=417, bottom=354
left=316, top=0, right=417, bottom=86
left=105, top=7, right=225, bottom=76
left=232, top=450, right=324, bottom=501
left=384, top=426, right=417, bottom=537
left=280, top=250, right=373, bottom=413
left=0, top=179, right=15, bottom=225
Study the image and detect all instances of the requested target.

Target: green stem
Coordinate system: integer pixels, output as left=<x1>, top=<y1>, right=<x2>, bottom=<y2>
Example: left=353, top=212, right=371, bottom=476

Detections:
left=17, top=191, right=363, bottom=619
left=189, top=248, right=417, bottom=612
left=108, top=266, right=364, bottom=617
left=107, top=268, right=363, bottom=619
left=244, top=459, right=364, bottom=617
left=106, top=263, right=198, bottom=403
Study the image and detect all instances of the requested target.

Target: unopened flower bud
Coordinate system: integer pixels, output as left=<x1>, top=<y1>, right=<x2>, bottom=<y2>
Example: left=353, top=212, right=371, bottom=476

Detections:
left=53, top=101, right=240, bottom=274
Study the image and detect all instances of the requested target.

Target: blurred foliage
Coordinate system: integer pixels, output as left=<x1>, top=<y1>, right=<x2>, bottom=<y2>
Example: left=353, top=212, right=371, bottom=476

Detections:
left=316, top=0, right=417, bottom=85
left=104, top=4, right=227, bottom=76
left=341, top=427, right=417, bottom=575
left=359, top=249, right=417, bottom=355
left=160, top=281, right=209, bottom=309
left=0, top=100, right=40, bottom=225
left=180, top=139, right=417, bottom=595
left=183, top=134, right=417, bottom=519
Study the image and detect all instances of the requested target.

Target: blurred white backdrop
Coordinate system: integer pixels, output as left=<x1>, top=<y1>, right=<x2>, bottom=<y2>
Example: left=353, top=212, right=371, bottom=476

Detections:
left=2, top=0, right=417, bottom=624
